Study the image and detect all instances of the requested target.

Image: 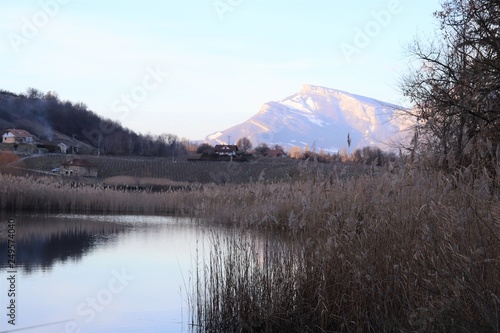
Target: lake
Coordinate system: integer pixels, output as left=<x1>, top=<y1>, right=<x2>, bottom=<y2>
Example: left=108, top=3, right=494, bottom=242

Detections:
left=0, top=213, right=216, bottom=333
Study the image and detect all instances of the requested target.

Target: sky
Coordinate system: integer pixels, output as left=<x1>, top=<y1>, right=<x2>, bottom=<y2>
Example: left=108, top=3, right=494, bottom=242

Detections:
left=0, top=0, right=441, bottom=140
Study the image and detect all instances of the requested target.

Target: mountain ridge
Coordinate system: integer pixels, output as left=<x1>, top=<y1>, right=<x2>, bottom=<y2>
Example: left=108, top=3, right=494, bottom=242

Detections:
left=206, top=84, right=411, bottom=152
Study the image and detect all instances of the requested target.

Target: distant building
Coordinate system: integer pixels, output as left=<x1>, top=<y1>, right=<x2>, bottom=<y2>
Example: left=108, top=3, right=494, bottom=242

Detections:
left=214, top=145, right=238, bottom=156
left=61, top=158, right=98, bottom=177
left=57, top=143, right=67, bottom=154
left=266, top=149, right=286, bottom=158
left=2, top=129, right=34, bottom=144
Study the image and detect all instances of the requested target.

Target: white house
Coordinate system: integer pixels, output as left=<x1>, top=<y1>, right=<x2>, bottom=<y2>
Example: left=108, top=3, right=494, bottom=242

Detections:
left=214, top=145, right=238, bottom=156
left=2, top=129, right=34, bottom=144
left=57, top=143, right=67, bottom=154
left=61, top=159, right=98, bottom=177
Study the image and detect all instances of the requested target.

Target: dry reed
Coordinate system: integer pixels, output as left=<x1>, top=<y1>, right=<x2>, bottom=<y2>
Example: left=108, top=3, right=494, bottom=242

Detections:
left=0, top=173, right=200, bottom=215
left=1, top=159, right=499, bottom=331
left=190, top=164, right=500, bottom=332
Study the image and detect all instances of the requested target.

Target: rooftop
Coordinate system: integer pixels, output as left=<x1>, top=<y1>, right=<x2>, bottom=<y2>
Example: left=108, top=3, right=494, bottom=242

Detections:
left=61, top=158, right=97, bottom=167
left=3, top=129, right=33, bottom=137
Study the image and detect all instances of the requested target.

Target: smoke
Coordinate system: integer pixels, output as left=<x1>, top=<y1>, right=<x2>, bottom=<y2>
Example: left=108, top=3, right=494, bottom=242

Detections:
left=42, top=121, right=54, bottom=141
left=1, top=90, right=55, bottom=141
left=34, top=99, right=54, bottom=141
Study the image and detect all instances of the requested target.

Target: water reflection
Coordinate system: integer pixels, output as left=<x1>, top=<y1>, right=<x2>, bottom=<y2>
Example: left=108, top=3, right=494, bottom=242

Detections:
left=0, top=214, right=132, bottom=273
left=0, top=213, right=204, bottom=333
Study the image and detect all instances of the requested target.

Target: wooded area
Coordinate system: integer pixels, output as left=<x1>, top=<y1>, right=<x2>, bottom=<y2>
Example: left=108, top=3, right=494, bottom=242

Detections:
left=0, top=88, right=187, bottom=157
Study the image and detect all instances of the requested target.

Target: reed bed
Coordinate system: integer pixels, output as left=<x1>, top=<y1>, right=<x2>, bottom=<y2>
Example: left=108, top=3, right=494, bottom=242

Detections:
left=1, top=160, right=499, bottom=331
left=0, top=173, right=201, bottom=215
left=190, top=165, right=500, bottom=332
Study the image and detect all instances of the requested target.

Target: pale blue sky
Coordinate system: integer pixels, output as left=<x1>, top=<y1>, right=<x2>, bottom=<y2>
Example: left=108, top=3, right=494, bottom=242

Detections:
left=0, top=0, right=440, bottom=140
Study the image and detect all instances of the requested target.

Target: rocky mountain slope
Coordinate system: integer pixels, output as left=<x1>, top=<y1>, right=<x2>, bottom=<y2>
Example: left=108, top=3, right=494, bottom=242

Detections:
left=206, top=84, right=412, bottom=152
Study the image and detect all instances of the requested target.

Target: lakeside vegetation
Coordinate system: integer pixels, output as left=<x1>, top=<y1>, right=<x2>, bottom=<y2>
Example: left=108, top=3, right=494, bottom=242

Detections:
left=1, top=151, right=498, bottom=331
left=188, top=159, right=499, bottom=332
left=0, top=116, right=498, bottom=332
left=0, top=156, right=367, bottom=214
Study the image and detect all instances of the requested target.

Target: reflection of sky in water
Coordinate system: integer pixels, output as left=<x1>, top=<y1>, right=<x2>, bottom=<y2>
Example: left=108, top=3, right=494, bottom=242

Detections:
left=0, top=214, right=214, bottom=333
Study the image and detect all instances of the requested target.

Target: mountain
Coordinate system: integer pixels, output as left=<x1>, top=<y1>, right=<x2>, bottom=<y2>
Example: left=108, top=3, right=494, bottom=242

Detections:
left=206, top=84, right=412, bottom=152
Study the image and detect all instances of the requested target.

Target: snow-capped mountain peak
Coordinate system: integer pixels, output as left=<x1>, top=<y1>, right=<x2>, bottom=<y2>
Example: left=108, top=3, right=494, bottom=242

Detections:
left=206, top=84, right=410, bottom=153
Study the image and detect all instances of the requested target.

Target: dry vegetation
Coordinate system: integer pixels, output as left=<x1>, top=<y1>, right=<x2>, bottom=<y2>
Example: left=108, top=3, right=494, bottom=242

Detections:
left=0, top=173, right=197, bottom=215
left=1, top=151, right=499, bottom=332
left=102, top=175, right=190, bottom=188
left=179, top=1, right=500, bottom=329
left=0, top=155, right=362, bottom=215
left=189, top=162, right=500, bottom=332
left=17, top=154, right=316, bottom=183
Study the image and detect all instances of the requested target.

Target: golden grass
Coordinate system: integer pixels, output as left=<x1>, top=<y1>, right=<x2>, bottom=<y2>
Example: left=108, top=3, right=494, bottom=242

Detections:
left=1, top=160, right=499, bottom=331
left=103, top=175, right=190, bottom=187
left=0, top=173, right=199, bottom=215
left=190, top=165, right=500, bottom=332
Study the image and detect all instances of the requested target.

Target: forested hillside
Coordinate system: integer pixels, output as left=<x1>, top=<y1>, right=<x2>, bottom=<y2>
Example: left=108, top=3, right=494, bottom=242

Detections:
left=0, top=88, right=186, bottom=157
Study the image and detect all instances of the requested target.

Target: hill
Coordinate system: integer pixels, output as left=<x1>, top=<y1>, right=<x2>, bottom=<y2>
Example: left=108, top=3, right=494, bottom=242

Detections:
left=0, top=88, right=185, bottom=157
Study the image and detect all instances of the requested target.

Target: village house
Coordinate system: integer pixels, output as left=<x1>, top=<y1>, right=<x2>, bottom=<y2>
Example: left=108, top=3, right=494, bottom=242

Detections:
left=214, top=144, right=238, bottom=156
left=2, top=129, right=34, bottom=144
left=57, top=143, right=67, bottom=154
left=266, top=149, right=286, bottom=158
left=61, top=158, right=98, bottom=177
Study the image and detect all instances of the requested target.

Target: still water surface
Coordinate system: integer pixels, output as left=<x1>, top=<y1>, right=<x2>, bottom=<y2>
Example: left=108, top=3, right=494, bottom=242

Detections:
left=0, top=214, right=214, bottom=333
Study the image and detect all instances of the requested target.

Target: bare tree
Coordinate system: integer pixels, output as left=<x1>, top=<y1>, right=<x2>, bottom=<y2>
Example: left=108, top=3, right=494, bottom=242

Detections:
left=236, top=137, right=252, bottom=153
left=402, top=0, right=500, bottom=168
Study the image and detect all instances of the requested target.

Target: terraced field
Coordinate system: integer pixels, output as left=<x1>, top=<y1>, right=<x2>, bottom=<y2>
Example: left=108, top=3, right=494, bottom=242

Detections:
left=16, top=154, right=335, bottom=184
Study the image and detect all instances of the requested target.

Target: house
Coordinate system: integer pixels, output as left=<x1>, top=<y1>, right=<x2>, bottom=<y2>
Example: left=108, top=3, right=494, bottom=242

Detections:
left=214, top=145, right=238, bottom=156
left=2, top=129, right=34, bottom=144
left=266, top=149, right=286, bottom=158
left=61, top=159, right=98, bottom=177
left=57, top=143, right=67, bottom=154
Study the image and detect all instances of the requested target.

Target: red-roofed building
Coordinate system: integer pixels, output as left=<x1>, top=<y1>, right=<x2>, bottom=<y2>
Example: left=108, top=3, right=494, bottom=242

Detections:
left=61, top=158, right=98, bottom=177
left=266, top=149, right=286, bottom=158
left=2, top=129, right=34, bottom=144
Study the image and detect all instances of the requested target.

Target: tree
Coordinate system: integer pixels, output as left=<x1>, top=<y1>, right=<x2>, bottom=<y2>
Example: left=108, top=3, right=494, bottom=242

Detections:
left=290, top=146, right=302, bottom=159
left=197, top=143, right=213, bottom=155
left=340, top=147, right=349, bottom=162
left=254, top=143, right=270, bottom=156
left=0, top=151, right=19, bottom=166
left=236, top=137, right=252, bottom=153
left=25, top=87, right=44, bottom=99
left=273, top=144, right=284, bottom=151
left=402, top=0, right=500, bottom=168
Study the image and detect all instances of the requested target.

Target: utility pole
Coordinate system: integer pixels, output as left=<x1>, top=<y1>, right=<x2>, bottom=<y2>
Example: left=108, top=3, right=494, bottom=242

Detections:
left=72, top=134, right=77, bottom=154
left=347, top=133, right=351, bottom=155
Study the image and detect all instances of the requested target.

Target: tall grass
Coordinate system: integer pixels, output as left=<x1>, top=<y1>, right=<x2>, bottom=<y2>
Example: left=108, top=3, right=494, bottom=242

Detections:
left=0, top=173, right=200, bottom=215
left=190, top=164, right=500, bottom=332
left=2, top=158, right=499, bottom=331
left=0, top=160, right=348, bottom=215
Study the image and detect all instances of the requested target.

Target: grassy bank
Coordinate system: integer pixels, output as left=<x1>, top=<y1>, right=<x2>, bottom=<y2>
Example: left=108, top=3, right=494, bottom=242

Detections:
left=0, top=173, right=200, bottom=215
left=0, top=160, right=364, bottom=214
left=190, top=165, right=500, bottom=332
